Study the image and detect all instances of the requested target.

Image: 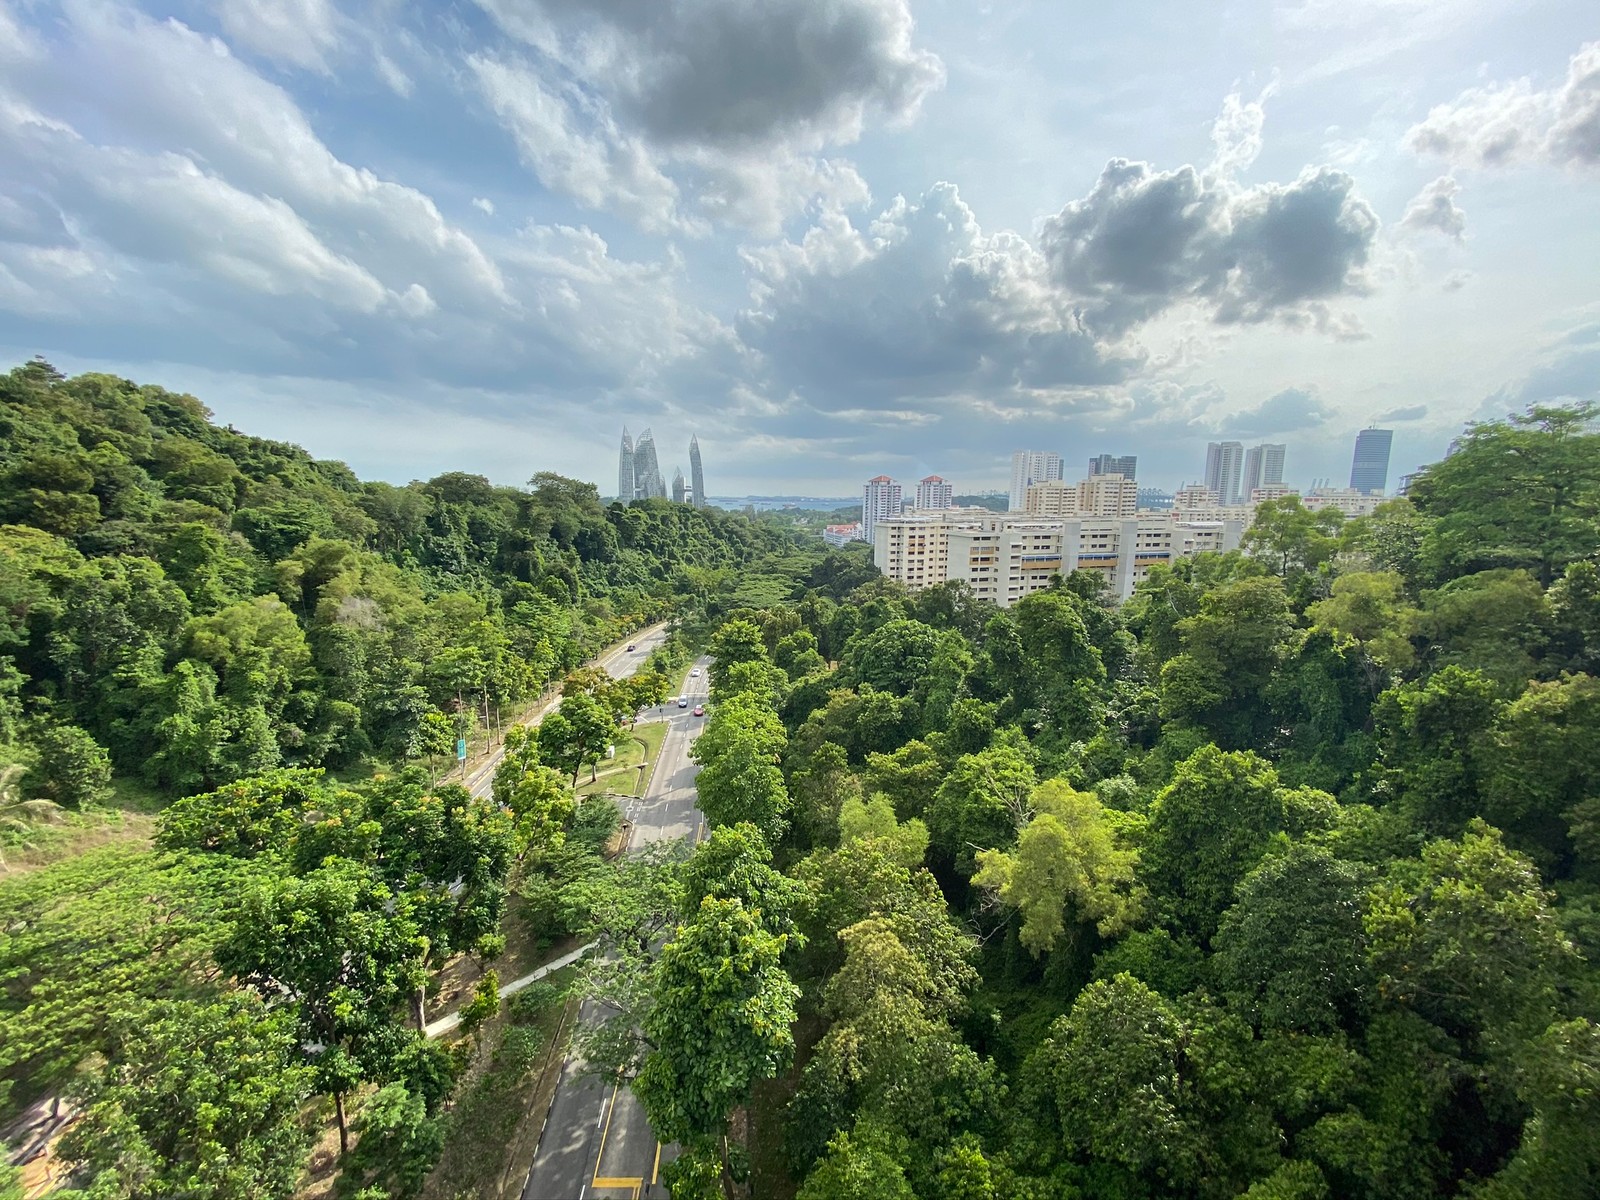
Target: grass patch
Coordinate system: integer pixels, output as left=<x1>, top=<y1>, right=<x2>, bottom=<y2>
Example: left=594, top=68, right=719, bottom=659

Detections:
left=575, top=719, right=668, bottom=799
left=424, top=966, right=578, bottom=1200
left=0, top=779, right=160, bottom=877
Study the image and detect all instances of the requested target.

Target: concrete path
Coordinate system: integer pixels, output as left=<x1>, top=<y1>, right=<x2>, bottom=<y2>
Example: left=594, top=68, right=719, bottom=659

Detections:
left=424, top=941, right=597, bottom=1039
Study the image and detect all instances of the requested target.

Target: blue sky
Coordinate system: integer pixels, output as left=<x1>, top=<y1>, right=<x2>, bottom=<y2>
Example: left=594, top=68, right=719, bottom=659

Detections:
left=1, top=0, right=1596, bottom=496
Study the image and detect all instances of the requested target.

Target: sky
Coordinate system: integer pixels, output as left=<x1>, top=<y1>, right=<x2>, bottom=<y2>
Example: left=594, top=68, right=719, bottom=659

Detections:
left=1, top=0, right=1597, bottom=497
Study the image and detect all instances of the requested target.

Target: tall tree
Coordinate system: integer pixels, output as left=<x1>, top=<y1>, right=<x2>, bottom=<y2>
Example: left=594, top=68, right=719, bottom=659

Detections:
left=635, top=897, right=799, bottom=1190
left=60, top=996, right=314, bottom=1200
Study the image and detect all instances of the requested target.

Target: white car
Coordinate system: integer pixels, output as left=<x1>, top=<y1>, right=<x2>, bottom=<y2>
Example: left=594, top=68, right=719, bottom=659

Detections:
left=690, top=667, right=701, bottom=678
left=678, top=696, right=689, bottom=708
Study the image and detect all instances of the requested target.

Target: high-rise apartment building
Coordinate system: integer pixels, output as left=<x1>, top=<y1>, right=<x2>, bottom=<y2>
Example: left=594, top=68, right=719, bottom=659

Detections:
left=1078, top=473, right=1139, bottom=517
left=1241, top=443, right=1286, bottom=496
left=1088, top=453, right=1137, bottom=482
left=618, top=427, right=635, bottom=502
left=689, top=435, right=706, bottom=508
left=862, top=475, right=903, bottom=542
left=1023, top=480, right=1077, bottom=517
left=1204, top=441, right=1245, bottom=505
left=632, top=428, right=666, bottom=499
left=1023, top=473, right=1139, bottom=518
left=1009, top=451, right=1063, bottom=510
left=873, top=511, right=1245, bottom=605
left=1349, top=428, right=1394, bottom=495
left=672, top=468, right=687, bottom=504
left=914, top=475, right=954, bottom=509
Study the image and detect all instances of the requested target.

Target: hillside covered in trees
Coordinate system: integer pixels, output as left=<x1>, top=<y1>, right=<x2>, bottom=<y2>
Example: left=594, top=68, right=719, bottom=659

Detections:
left=0, top=360, right=839, bottom=1197
left=601, top=402, right=1600, bottom=1199
left=4, top=362, right=1598, bottom=1200
left=0, top=357, right=819, bottom=801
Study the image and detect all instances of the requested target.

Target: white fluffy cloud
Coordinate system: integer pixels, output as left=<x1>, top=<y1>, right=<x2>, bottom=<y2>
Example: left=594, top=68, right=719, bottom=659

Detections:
left=1408, top=41, right=1600, bottom=170
left=0, top=4, right=728, bottom=396
left=1040, top=160, right=1379, bottom=335
left=216, top=0, right=342, bottom=71
left=472, top=0, right=942, bottom=234
left=1400, top=175, right=1466, bottom=239
left=738, top=183, right=1139, bottom=417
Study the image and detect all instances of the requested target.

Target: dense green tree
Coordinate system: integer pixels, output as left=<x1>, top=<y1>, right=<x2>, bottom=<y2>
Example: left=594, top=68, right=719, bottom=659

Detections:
left=797, top=1125, right=916, bottom=1200
left=1159, top=576, right=1298, bottom=748
left=635, top=897, right=799, bottom=1177
left=926, top=739, right=1036, bottom=873
left=60, top=996, right=314, bottom=1200
left=537, top=691, right=615, bottom=784
left=26, top=722, right=113, bottom=808
left=219, top=860, right=426, bottom=1153
left=1213, top=845, right=1369, bottom=1034
left=972, top=779, right=1142, bottom=955
left=1142, top=746, right=1296, bottom=944
left=692, top=694, right=791, bottom=841
left=1243, top=496, right=1345, bottom=578
left=1373, top=666, right=1502, bottom=835
left=1366, top=820, right=1575, bottom=1043
left=1408, top=402, right=1600, bottom=586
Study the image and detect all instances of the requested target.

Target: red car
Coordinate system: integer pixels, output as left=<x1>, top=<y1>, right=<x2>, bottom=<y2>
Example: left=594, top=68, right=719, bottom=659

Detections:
left=693, top=705, right=704, bottom=717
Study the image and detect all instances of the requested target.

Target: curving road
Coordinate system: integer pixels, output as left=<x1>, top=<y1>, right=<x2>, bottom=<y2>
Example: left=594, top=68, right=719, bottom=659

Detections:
left=521, top=659, right=711, bottom=1200
left=463, top=623, right=673, bottom=801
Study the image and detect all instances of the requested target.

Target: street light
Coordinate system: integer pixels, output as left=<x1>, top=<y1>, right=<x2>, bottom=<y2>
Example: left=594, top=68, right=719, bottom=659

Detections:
left=635, top=762, right=647, bottom=797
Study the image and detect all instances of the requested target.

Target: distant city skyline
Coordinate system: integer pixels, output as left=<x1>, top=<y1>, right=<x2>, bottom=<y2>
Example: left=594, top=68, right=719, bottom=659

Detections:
left=616, top=426, right=706, bottom=504
left=2, top=4, right=1589, bottom=503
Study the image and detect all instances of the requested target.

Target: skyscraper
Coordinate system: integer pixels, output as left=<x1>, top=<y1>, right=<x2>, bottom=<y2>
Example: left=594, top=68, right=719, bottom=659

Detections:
left=1350, top=428, right=1394, bottom=495
left=1205, top=441, right=1245, bottom=505
left=632, top=428, right=666, bottom=499
left=1088, top=453, right=1138, bottom=482
left=689, top=435, right=706, bottom=508
left=863, top=476, right=903, bottom=543
left=1242, top=443, right=1286, bottom=496
left=672, top=468, right=687, bottom=504
left=1009, top=451, right=1063, bottom=510
left=915, top=475, right=953, bottom=509
left=618, top=427, right=635, bottom=502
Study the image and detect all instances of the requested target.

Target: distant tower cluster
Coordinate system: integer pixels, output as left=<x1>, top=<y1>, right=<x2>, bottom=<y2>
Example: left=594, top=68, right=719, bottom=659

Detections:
left=863, top=475, right=904, bottom=542
left=915, top=475, right=954, bottom=509
left=1009, top=450, right=1063, bottom=511
left=617, top=427, right=706, bottom=505
left=690, top=436, right=706, bottom=509
left=1243, top=443, right=1286, bottom=495
left=1088, top=453, right=1138, bottom=482
left=1350, top=428, right=1394, bottom=495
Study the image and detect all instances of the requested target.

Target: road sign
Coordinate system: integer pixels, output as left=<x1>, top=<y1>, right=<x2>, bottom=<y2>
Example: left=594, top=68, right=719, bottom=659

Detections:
left=456, top=738, right=467, bottom=761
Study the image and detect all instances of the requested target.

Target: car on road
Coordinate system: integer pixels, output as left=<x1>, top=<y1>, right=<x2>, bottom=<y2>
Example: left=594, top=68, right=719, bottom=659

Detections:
left=693, top=705, right=704, bottom=716
left=678, top=696, right=689, bottom=708
left=690, top=667, right=701, bottom=677
left=626, top=643, right=636, bottom=651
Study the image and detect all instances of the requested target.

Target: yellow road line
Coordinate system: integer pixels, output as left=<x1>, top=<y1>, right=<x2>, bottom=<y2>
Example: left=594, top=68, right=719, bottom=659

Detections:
left=591, top=1081, right=644, bottom=1197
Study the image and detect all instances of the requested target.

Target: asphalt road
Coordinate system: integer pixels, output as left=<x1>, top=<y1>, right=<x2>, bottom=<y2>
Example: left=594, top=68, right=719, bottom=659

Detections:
left=463, top=623, right=672, bottom=800
left=521, top=659, right=711, bottom=1200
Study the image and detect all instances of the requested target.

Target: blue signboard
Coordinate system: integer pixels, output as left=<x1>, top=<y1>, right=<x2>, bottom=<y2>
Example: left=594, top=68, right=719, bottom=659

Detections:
left=456, top=738, right=468, bottom=761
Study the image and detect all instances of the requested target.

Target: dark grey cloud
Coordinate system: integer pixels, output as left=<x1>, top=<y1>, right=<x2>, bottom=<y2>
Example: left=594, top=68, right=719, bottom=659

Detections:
left=737, top=184, right=1140, bottom=414
left=474, top=0, right=942, bottom=232
left=1408, top=41, right=1600, bottom=170
left=539, top=0, right=942, bottom=148
left=1400, top=175, right=1466, bottom=239
left=1039, top=158, right=1378, bottom=335
left=1376, top=404, right=1429, bottom=422
left=1223, top=386, right=1335, bottom=436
